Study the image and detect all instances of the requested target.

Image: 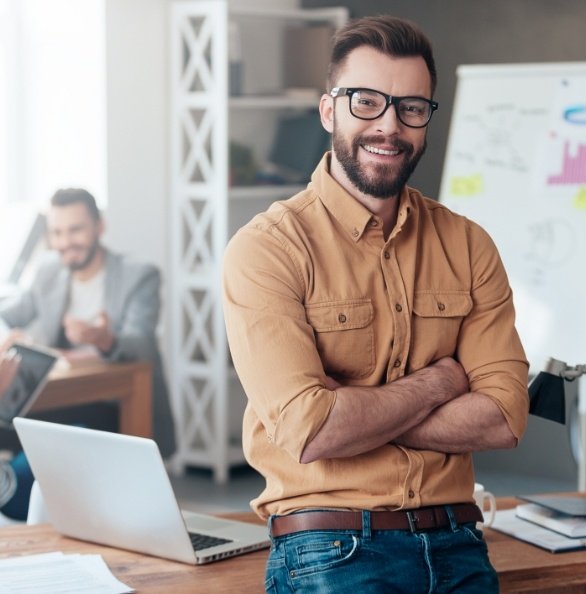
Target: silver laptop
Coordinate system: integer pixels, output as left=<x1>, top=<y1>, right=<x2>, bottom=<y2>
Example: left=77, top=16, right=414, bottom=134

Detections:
left=0, top=343, right=57, bottom=427
left=13, top=418, right=270, bottom=564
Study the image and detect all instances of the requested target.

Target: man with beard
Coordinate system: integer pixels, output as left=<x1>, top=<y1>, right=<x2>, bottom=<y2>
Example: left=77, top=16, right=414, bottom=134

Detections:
left=223, top=15, right=528, bottom=593
left=0, top=189, right=176, bottom=458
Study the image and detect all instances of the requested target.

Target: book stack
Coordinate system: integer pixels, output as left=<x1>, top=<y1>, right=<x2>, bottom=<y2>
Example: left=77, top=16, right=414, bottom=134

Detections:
left=490, top=494, right=586, bottom=553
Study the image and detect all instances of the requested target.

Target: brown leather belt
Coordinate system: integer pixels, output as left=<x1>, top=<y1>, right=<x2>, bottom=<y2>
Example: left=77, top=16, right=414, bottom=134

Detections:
left=270, top=504, right=483, bottom=537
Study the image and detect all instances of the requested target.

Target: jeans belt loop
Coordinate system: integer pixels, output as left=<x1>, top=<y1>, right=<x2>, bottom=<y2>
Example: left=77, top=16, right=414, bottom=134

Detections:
left=444, top=505, right=458, bottom=532
left=406, top=510, right=418, bottom=532
left=361, top=510, right=372, bottom=540
left=267, top=515, right=276, bottom=543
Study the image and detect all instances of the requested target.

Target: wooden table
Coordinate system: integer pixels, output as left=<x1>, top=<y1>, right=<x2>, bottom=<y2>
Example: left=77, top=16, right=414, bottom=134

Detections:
left=1, top=500, right=586, bottom=593
left=30, top=361, right=152, bottom=438
left=0, top=517, right=264, bottom=594
left=486, top=496, right=586, bottom=593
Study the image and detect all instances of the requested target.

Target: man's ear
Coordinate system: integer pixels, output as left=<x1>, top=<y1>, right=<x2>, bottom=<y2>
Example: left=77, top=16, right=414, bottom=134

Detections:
left=319, top=94, right=334, bottom=133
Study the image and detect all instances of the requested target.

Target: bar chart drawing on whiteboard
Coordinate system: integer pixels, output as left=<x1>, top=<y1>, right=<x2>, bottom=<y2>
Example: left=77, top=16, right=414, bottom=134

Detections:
left=547, top=142, right=586, bottom=185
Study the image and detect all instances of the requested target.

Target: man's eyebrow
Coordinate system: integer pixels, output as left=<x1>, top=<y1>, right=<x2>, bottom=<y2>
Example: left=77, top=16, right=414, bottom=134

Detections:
left=49, top=222, right=86, bottom=233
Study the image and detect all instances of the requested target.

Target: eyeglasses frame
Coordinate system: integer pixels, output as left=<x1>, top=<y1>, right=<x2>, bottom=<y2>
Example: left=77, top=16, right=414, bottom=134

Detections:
left=330, top=87, right=439, bottom=128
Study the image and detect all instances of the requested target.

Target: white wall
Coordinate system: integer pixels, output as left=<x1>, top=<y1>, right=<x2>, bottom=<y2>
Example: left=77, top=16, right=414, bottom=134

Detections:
left=21, top=0, right=107, bottom=205
left=104, top=0, right=168, bottom=273
left=0, top=0, right=107, bottom=281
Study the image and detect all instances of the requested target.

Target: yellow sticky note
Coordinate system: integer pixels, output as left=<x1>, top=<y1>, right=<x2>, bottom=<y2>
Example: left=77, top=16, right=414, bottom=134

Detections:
left=450, top=174, right=483, bottom=197
left=573, top=187, right=586, bottom=210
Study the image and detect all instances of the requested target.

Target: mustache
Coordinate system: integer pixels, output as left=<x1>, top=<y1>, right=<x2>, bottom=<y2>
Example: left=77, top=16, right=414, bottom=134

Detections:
left=353, top=135, right=414, bottom=155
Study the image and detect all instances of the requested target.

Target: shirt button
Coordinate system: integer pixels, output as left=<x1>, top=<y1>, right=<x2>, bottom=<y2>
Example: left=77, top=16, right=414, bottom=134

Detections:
left=437, top=302, right=445, bottom=311
left=352, top=228, right=359, bottom=237
left=393, top=359, right=401, bottom=368
left=395, top=303, right=402, bottom=312
left=408, top=489, right=415, bottom=498
left=370, top=219, right=378, bottom=226
left=338, top=313, right=347, bottom=323
left=384, top=251, right=391, bottom=259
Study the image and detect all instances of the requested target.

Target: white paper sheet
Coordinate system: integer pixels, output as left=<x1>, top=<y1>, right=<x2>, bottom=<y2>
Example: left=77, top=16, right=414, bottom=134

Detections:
left=492, top=509, right=586, bottom=553
left=0, top=551, right=134, bottom=594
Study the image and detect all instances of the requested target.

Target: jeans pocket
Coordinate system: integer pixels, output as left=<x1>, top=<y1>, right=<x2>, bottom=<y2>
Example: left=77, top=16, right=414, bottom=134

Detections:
left=264, top=575, right=278, bottom=593
left=461, top=523, right=487, bottom=545
left=290, top=533, right=360, bottom=578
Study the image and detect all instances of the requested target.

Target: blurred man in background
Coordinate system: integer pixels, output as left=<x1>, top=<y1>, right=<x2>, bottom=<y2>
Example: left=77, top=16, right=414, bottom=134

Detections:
left=0, top=188, right=176, bottom=458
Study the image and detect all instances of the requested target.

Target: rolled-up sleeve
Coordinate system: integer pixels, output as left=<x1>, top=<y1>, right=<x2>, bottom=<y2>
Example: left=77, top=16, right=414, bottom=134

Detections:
left=458, top=221, right=529, bottom=440
left=223, top=225, right=336, bottom=462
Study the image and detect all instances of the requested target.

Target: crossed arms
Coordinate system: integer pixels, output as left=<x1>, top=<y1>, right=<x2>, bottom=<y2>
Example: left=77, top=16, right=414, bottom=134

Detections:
left=300, top=356, right=518, bottom=463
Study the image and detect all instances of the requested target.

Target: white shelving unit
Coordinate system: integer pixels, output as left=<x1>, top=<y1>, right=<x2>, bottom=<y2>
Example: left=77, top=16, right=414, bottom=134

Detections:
left=169, top=0, right=348, bottom=482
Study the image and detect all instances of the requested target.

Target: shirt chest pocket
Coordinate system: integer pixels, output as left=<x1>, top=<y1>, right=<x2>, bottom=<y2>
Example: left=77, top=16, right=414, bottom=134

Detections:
left=409, top=291, right=473, bottom=370
left=306, top=299, right=375, bottom=379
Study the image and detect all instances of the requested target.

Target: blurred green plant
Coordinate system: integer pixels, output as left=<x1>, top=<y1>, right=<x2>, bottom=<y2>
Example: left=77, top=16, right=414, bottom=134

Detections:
left=229, top=142, right=257, bottom=186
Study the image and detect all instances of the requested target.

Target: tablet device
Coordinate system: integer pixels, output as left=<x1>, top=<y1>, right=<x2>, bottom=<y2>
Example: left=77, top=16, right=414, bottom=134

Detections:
left=0, top=343, right=58, bottom=427
left=517, top=494, right=586, bottom=517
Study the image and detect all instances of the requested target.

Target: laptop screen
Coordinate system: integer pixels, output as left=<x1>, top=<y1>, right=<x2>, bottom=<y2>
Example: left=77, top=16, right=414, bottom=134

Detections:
left=0, top=343, right=57, bottom=425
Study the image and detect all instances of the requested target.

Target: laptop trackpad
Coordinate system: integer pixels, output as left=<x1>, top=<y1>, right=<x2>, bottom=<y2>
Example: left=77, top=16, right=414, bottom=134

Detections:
left=182, top=512, right=239, bottom=533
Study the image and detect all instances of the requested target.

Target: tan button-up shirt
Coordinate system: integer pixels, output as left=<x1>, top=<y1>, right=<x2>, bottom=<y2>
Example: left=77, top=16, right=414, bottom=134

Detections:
left=223, top=153, right=529, bottom=520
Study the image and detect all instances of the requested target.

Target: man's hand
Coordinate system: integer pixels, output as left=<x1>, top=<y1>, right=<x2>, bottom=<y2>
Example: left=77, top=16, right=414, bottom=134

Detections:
left=431, top=356, right=470, bottom=398
left=324, top=375, right=342, bottom=390
left=0, top=349, right=22, bottom=394
left=0, top=329, right=30, bottom=352
left=63, top=311, right=115, bottom=353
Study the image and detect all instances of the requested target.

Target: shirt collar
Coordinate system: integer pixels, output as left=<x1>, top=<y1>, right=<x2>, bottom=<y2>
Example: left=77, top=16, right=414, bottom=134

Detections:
left=310, top=152, right=413, bottom=242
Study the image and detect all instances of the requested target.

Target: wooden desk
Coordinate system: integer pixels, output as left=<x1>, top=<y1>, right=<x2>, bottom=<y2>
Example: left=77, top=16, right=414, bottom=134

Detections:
left=486, top=496, right=586, bottom=594
left=2, top=501, right=586, bottom=594
left=0, top=517, right=265, bottom=594
left=30, top=362, right=152, bottom=438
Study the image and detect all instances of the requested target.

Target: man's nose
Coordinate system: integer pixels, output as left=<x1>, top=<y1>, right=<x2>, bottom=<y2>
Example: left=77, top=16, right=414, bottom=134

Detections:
left=51, top=234, right=72, bottom=250
left=374, top=103, right=402, bottom=136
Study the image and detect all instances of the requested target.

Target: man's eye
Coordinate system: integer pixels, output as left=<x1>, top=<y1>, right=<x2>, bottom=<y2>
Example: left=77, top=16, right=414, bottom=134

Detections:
left=355, top=94, right=382, bottom=108
left=402, top=104, right=422, bottom=114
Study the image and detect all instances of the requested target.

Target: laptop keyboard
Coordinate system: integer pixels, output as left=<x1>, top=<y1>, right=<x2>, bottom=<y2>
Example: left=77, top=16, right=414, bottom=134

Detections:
left=189, top=531, right=233, bottom=551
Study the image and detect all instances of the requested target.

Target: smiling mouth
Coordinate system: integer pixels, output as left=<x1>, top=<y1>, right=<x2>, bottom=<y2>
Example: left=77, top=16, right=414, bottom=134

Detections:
left=362, top=144, right=400, bottom=156
left=61, top=249, right=84, bottom=258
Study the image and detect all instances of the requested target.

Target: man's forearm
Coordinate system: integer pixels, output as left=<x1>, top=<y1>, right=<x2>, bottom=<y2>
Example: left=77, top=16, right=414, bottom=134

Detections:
left=300, top=357, right=468, bottom=463
left=394, top=392, right=518, bottom=453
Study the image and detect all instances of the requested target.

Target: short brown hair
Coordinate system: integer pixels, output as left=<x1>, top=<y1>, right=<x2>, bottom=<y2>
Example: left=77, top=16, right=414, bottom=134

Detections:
left=50, top=188, right=101, bottom=222
left=328, top=15, right=437, bottom=94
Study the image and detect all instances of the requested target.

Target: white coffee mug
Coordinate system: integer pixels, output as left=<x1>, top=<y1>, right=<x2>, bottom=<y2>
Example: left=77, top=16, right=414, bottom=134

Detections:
left=473, top=482, right=496, bottom=528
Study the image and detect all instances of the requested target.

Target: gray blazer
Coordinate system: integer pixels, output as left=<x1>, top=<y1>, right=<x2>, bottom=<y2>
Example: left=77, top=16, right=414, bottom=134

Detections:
left=0, top=249, right=176, bottom=457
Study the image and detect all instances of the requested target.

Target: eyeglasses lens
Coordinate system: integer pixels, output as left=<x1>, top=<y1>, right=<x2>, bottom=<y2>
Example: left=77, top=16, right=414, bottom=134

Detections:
left=349, top=90, right=386, bottom=119
left=350, top=90, right=432, bottom=126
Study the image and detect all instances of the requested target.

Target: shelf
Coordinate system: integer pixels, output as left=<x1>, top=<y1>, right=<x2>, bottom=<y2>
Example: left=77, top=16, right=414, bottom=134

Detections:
left=230, top=6, right=347, bottom=26
left=229, top=184, right=306, bottom=200
left=229, top=94, right=321, bottom=109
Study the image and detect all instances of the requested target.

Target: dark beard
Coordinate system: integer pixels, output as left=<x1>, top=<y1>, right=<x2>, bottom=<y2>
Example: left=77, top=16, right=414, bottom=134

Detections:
left=333, top=129, right=426, bottom=199
left=65, top=240, right=101, bottom=272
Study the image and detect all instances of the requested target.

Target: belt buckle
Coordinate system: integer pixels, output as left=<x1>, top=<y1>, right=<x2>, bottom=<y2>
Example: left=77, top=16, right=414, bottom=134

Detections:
left=406, top=510, right=419, bottom=532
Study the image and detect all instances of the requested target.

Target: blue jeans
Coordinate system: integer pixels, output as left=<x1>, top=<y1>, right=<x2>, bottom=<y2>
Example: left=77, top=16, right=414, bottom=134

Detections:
left=0, top=451, right=35, bottom=520
left=265, top=510, right=498, bottom=593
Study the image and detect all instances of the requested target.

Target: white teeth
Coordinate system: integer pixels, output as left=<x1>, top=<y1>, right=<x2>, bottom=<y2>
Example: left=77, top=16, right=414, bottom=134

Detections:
left=363, top=144, right=399, bottom=156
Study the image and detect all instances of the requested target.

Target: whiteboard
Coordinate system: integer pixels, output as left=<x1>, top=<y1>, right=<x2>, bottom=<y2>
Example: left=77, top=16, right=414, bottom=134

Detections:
left=439, top=63, right=586, bottom=373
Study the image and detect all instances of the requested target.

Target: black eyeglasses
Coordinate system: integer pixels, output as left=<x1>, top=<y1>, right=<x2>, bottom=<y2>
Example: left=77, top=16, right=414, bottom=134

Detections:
left=330, top=87, right=438, bottom=128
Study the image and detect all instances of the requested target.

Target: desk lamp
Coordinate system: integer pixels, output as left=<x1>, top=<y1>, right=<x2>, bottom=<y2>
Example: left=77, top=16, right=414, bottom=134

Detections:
left=529, top=358, right=586, bottom=491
